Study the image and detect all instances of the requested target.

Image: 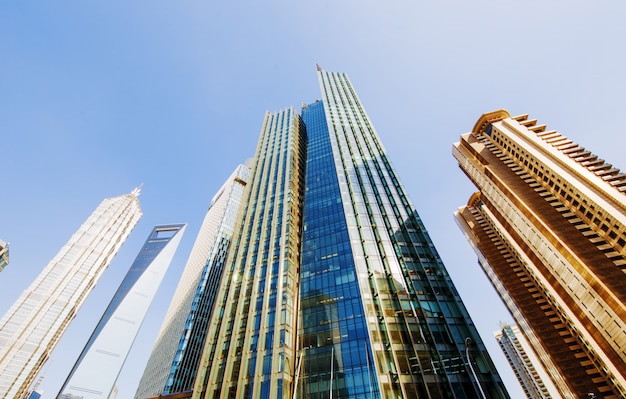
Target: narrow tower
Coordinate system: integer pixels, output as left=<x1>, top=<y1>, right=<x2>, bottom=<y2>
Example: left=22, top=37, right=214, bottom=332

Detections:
left=192, top=106, right=306, bottom=398
left=135, top=164, right=251, bottom=399
left=58, top=223, right=186, bottom=399
left=494, top=323, right=561, bottom=399
left=0, top=189, right=142, bottom=399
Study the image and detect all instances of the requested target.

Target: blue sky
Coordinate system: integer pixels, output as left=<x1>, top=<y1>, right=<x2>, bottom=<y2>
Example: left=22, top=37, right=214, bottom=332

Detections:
left=1, top=1, right=625, bottom=397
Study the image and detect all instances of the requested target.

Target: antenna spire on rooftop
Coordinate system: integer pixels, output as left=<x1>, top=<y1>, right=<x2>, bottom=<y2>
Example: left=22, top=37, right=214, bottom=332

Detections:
left=131, top=184, right=143, bottom=197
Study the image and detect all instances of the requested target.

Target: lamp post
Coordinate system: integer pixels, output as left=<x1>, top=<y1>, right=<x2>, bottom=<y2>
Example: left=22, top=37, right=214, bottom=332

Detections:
left=465, top=337, right=487, bottom=399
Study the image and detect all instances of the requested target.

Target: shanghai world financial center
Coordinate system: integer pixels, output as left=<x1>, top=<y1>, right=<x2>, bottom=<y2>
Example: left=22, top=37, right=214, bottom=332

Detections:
left=135, top=67, right=510, bottom=399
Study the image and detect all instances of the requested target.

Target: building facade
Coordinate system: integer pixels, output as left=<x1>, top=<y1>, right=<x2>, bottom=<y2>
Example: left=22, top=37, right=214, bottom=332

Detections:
left=0, top=189, right=142, bottom=399
left=135, top=164, right=251, bottom=399
left=0, top=240, right=8, bottom=272
left=189, top=69, right=509, bottom=399
left=494, top=323, right=561, bottom=399
left=453, top=110, right=626, bottom=398
left=58, top=223, right=186, bottom=399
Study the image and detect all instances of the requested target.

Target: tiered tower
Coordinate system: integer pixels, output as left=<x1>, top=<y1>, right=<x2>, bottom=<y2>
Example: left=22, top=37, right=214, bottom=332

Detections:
left=0, top=189, right=142, bottom=399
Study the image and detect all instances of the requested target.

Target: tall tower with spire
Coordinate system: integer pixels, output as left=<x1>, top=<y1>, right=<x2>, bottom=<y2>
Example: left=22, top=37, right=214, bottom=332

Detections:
left=0, top=189, right=142, bottom=399
left=188, top=69, right=509, bottom=399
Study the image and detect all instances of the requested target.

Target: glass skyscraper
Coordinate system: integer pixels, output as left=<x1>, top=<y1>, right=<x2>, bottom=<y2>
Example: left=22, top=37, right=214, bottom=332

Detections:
left=0, top=189, right=142, bottom=399
left=58, top=223, right=186, bottom=399
left=186, top=68, right=509, bottom=399
left=135, top=164, right=251, bottom=399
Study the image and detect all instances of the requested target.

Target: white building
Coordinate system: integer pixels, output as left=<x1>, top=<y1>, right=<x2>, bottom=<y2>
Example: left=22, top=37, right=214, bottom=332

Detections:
left=0, top=189, right=142, bottom=399
left=495, top=323, right=562, bottom=399
left=58, top=224, right=186, bottom=399
left=134, top=164, right=250, bottom=399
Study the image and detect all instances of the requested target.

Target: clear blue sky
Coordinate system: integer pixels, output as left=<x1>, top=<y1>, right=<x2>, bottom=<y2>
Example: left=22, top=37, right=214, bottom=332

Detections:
left=1, top=1, right=625, bottom=398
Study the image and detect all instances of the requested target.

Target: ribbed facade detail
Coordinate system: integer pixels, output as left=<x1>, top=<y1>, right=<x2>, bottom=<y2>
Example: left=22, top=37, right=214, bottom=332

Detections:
left=192, top=107, right=306, bottom=398
left=186, top=69, right=509, bottom=399
left=0, top=189, right=142, bottom=399
left=135, top=165, right=251, bottom=399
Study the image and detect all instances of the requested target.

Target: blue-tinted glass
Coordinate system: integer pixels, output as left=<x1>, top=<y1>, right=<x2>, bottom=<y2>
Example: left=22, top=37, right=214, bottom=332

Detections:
left=299, top=101, right=380, bottom=398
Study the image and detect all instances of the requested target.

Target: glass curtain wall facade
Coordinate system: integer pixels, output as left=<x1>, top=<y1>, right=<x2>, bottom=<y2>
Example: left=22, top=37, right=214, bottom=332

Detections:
left=135, top=164, right=251, bottom=399
left=297, top=99, right=379, bottom=398
left=0, top=189, right=142, bottom=399
left=58, top=224, right=186, bottom=399
left=189, top=68, right=509, bottom=399
left=192, top=106, right=306, bottom=399
left=453, top=110, right=626, bottom=398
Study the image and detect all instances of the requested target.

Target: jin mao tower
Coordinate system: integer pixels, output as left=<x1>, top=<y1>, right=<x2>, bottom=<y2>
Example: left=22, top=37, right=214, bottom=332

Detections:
left=0, top=189, right=142, bottom=399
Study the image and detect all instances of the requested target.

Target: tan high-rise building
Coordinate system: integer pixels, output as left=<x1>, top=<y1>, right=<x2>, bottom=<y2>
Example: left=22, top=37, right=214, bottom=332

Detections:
left=453, top=110, right=626, bottom=399
left=0, top=189, right=142, bottom=399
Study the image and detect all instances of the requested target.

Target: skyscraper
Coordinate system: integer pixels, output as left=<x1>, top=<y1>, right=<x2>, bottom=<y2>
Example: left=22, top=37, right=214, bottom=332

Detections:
left=135, top=164, right=251, bottom=399
left=453, top=110, right=626, bottom=398
left=0, top=189, right=142, bottom=399
left=58, top=223, right=186, bottom=399
left=189, top=68, right=509, bottom=399
left=494, top=323, right=561, bottom=399
left=0, top=239, right=8, bottom=272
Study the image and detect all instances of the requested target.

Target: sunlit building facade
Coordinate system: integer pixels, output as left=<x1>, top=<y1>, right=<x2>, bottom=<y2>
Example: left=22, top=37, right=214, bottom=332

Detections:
left=494, top=323, right=561, bottom=399
left=58, top=223, right=186, bottom=399
left=135, top=164, right=251, bottom=399
left=454, top=110, right=626, bottom=399
left=0, top=189, right=142, bottom=399
left=190, top=68, right=509, bottom=399
left=0, top=240, right=8, bottom=272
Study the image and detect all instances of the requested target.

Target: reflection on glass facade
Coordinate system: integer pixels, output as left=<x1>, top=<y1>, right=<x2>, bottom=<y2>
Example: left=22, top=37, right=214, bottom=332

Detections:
left=298, top=100, right=378, bottom=398
left=58, top=224, right=186, bottom=399
left=190, top=68, right=509, bottom=399
left=0, top=189, right=142, bottom=399
left=135, top=164, right=251, bottom=399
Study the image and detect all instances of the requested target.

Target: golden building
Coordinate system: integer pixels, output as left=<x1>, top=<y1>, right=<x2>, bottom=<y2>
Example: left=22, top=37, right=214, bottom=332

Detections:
left=453, top=110, right=626, bottom=399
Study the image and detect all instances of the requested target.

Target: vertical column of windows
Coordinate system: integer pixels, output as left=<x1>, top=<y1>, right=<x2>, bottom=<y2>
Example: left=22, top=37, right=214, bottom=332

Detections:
left=299, top=100, right=381, bottom=398
left=320, top=71, right=508, bottom=398
left=194, top=108, right=304, bottom=399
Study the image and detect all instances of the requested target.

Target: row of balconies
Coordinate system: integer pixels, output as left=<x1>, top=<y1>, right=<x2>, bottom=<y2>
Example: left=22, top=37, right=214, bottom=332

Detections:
left=514, top=115, right=626, bottom=193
